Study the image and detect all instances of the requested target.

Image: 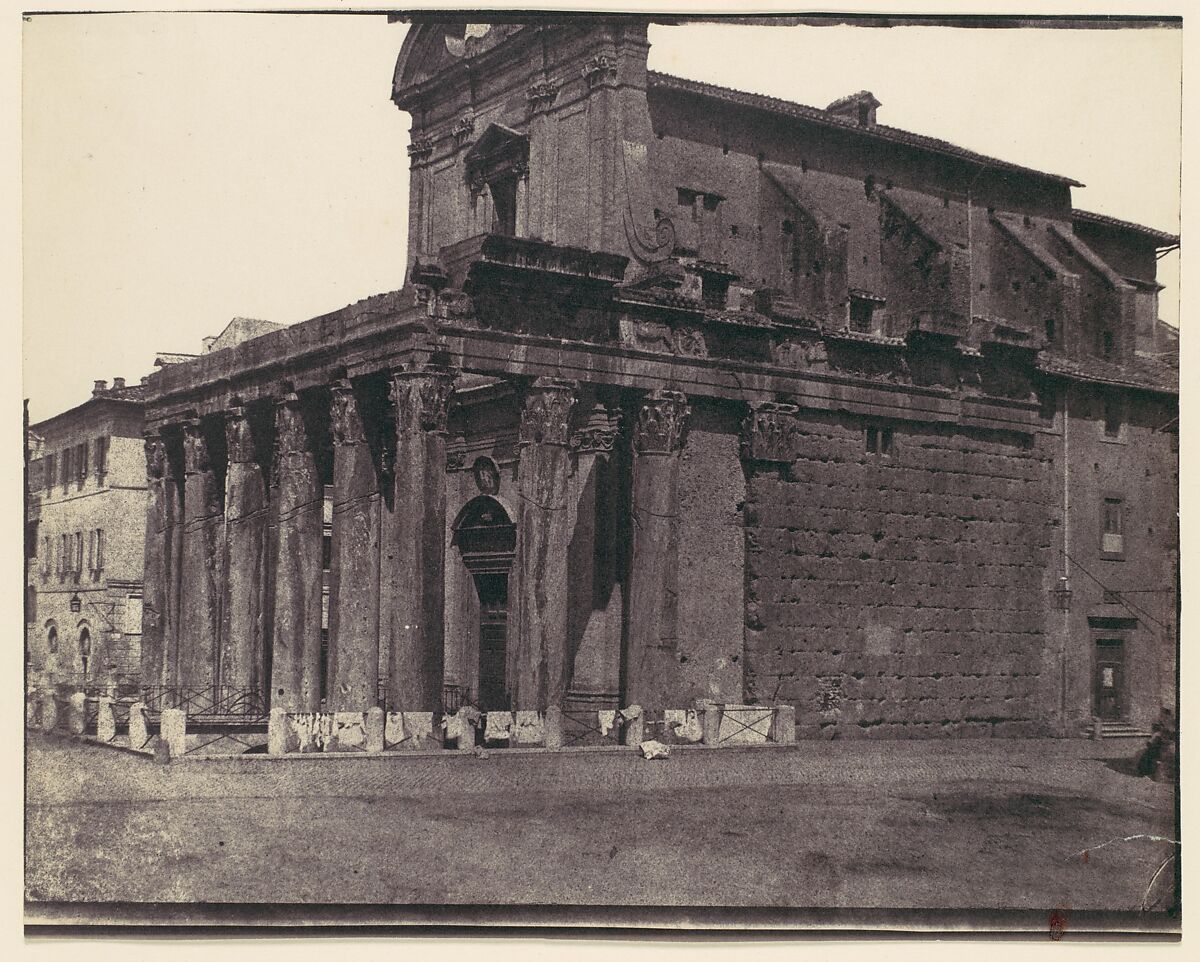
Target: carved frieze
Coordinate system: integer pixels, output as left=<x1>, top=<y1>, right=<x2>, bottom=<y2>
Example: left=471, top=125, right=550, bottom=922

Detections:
left=181, top=419, right=211, bottom=475
left=741, top=402, right=801, bottom=464
left=520, top=378, right=577, bottom=446
left=446, top=451, right=467, bottom=471
left=633, top=391, right=690, bottom=455
left=225, top=405, right=256, bottom=463
left=570, top=426, right=619, bottom=454
left=581, top=54, right=618, bottom=88
left=391, top=368, right=456, bottom=435
left=330, top=381, right=367, bottom=446
left=526, top=79, right=560, bottom=113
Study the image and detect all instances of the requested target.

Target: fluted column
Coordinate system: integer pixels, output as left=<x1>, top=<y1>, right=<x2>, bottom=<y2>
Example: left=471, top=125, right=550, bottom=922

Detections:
left=221, top=404, right=268, bottom=692
left=624, top=391, right=690, bottom=708
left=384, top=367, right=455, bottom=712
left=140, top=430, right=182, bottom=689
left=179, top=418, right=223, bottom=690
left=268, top=392, right=324, bottom=712
left=511, top=377, right=577, bottom=710
left=327, top=380, right=381, bottom=711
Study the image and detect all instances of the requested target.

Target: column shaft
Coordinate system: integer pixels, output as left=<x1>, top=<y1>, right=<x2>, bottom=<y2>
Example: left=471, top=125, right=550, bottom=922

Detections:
left=139, top=432, right=182, bottom=689
left=624, top=391, right=690, bottom=708
left=511, top=378, right=576, bottom=710
left=384, top=368, right=454, bottom=712
left=179, top=420, right=223, bottom=690
left=221, top=405, right=268, bottom=692
left=327, top=381, right=381, bottom=711
left=268, top=393, right=324, bottom=712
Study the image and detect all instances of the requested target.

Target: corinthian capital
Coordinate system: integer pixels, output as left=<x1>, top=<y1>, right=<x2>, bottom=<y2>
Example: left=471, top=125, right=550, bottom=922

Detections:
left=633, top=391, right=689, bottom=455
left=225, top=404, right=256, bottom=464
left=740, top=402, right=800, bottom=464
left=181, top=419, right=211, bottom=475
left=144, top=432, right=168, bottom=481
left=330, top=380, right=367, bottom=445
left=520, top=378, right=577, bottom=446
left=390, top=367, right=456, bottom=435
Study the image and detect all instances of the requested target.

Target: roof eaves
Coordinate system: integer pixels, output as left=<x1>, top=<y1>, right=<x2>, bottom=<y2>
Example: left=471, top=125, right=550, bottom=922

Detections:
left=647, top=71, right=1083, bottom=187
left=1071, top=209, right=1180, bottom=247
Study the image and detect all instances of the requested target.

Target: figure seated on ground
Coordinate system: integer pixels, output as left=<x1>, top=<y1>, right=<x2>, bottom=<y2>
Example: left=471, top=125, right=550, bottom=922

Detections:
left=1136, top=708, right=1177, bottom=781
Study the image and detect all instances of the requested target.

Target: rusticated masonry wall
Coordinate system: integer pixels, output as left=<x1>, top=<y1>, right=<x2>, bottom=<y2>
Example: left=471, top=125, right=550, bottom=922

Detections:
left=743, top=411, right=1054, bottom=738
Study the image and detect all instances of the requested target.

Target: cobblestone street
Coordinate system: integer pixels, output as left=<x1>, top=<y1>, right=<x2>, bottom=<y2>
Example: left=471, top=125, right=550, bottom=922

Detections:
left=25, top=733, right=1176, bottom=917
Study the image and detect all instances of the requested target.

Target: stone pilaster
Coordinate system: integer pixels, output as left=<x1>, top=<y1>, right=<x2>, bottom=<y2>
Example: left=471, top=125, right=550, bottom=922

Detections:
left=327, top=380, right=381, bottom=712
left=268, top=392, right=324, bottom=713
left=511, top=377, right=577, bottom=710
left=139, top=431, right=182, bottom=689
left=384, top=367, right=455, bottom=712
left=179, top=418, right=223, bottom=690
left=221, top=404, right=268, bottom=692
left=625, top=390, right=690, bottom=708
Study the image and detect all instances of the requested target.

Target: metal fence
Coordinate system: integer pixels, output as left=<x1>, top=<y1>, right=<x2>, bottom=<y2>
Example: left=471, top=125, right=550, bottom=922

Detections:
left=375, top=681, right=468, bottom=715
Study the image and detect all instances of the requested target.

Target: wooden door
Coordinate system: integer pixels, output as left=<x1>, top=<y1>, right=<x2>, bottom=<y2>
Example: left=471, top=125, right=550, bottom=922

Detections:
left=475, top=573, right=509, bottom=712
left=1094, top=639, right=1125, bottom=721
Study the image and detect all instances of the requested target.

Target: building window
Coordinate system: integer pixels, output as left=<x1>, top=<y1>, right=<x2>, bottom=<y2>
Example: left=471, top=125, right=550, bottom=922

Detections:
left=850, top=297, right=873, bottom=333
left=1044, top=317, right=1056, bottom=345
left=74, top=531, right=83, bottom=580
left=125, top=594, right=143, bottom=635
left=26, top=520, right=38, bottom=559
left=490, top=174, right=519, bottom=236
left=95, top=529, right=104, bottom=572
left=322, top=533, right=332, bottom=572
left=866, top=425, right=894, bottom=456
left=43, top=453, right=55, bottom=492
left=60, top=448, right=71, bottom=487
left=94, top=436, right=109, bottom=478
left=1102, top=497, right=1124, bottom=556
left=47, top=624, right=58, bottom=654
left=79, top=625, right=91, bottom=675
left=1103, top=396, right=1124, bottom=438
left=76, top=442, right=88, bottom=480
left=1099, top=329, right=1116, bottom=361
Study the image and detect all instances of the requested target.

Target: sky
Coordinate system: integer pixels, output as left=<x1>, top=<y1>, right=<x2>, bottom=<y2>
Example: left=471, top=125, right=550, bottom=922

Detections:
left=21, top=14, right=1182, bottom=423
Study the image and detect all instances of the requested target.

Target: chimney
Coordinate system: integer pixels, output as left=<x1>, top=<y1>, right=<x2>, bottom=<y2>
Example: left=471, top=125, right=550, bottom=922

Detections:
left=112, top=377, right=126, bottom=389
left=202, top=336, right=217, bottom=353
left=826, top=91, right=881, bottom=128
left=92, top=380, right=107, bottom=396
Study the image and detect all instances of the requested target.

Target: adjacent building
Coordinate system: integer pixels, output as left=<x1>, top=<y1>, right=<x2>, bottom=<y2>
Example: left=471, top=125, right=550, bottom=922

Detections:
left=135, top=19, right=1178, bottom=738
left=26, top=378, right=148, bottom=687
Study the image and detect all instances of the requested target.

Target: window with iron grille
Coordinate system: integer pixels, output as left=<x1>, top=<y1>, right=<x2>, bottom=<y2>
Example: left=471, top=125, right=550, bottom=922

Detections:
left=1102, top=497, right=1124, bottom=556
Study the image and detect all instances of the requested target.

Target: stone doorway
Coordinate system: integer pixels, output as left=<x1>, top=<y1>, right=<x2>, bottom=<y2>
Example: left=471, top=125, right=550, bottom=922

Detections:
left=453, top=495, right=517, bottom=713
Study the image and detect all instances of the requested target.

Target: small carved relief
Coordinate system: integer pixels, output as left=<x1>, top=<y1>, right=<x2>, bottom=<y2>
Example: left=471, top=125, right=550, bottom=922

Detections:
left=741, top=402, right=801, bottom=464
left=520, top=378, right=577, bottom=446
left=633, top=391, right=689, bottom=455
left=445, top=451, right=467, bottom=471
left=472, top=456, right=501, bottom=494
left=570, top=426, right=619, bottom=454
left=406, top=135, right=435, bottom=164
left=450, top=113, right=475, bottom=148
left=225, top=406, right=256, bottom=463
left=330, top=381, right=367, bottom=446
left=674, top=327, right=707, bottom=357
left=391, top=369, right=456, bottom=435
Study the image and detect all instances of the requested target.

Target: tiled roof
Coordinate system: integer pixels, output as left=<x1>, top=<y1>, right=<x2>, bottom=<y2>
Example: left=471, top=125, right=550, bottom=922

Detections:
left=648, top=71, right=1083, bottom=187
left=1071, top=209, right=1180, bottom=247
left=1038, top=351, right=1178, bottom=395
left=826, top=89, right=880, bottom=111
left=98, top=382, right=148, bottom=402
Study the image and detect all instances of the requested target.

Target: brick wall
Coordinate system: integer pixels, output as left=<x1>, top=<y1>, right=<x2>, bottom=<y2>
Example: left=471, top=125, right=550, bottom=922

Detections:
left=743, top=410, right=1053, bottom=738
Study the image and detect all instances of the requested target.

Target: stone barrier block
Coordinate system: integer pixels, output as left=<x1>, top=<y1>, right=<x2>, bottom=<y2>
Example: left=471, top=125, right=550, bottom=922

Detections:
left=771, top=705, right=796, bottom=744
left=291, top=712, right=335, bottom=753
left=267, top=707, right=292, bottom=755
left=621, top=705, right=644, bottom=747
left=38, top=691, right=58, bottom=733
left=700, top=703, right=722, bottom=745
left=512, top=710, right=544, bottom=746
left=128, top=702, right=150, bottom=751
left=331, top=712, right=367, bottom=752
left=65, top=692, right=87, bottom=736
left=716, top=705, right=773, bottom=745
left=543, top=707, right=563, bottom=750
left=96, top=697, right=116, bottom=743
left=401, top=712, right=438, bottom=750
left=365, top=707, right=385, bottom=753
left=160, top=707, right=187, bottom=758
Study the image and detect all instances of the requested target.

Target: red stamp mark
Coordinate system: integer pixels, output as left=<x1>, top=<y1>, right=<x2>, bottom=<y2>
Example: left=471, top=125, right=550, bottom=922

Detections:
left=1049, top=907, right=1069, bottom=941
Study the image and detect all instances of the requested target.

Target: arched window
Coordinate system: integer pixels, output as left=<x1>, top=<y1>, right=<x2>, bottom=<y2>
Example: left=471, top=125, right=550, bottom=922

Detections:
left=78, top=624, right=91, bottom=675
left=46, top=623, right=58, bottom=654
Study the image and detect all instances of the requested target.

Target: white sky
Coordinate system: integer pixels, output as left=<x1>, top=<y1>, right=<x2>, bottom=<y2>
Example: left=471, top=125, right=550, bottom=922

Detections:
left=21, top=14, right=1182, bottom=423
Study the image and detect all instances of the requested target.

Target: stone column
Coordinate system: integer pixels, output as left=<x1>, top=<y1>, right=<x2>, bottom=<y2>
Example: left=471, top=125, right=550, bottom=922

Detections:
left=221, top=404, right=268, bottom=693
left=624, top=391, right=690, bottom=708
left=327, top=380, right=381, bottom=711
left=139, top=431, right=182, bottom=690
left=384, top=367, right=455, bottom=713
left=179, top=418, right=223, bottom=690
left=268, top=392, right=324, bottom=713
left=511, top=377, right=577, bottom=710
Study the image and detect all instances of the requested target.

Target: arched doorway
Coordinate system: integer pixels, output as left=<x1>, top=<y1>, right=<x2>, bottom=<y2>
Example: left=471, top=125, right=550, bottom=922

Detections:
left=452, top=495, right=516, bottom=712
left=78, top=625, right=91, bottom=676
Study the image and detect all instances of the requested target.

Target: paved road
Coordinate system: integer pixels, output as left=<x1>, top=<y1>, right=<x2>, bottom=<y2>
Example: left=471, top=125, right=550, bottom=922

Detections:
left=25, top=733, right=1176, bottom=916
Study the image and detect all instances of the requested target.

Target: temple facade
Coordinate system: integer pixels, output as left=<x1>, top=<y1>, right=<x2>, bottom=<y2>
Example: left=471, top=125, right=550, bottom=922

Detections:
left=138, top=20, right=1178, bottom=738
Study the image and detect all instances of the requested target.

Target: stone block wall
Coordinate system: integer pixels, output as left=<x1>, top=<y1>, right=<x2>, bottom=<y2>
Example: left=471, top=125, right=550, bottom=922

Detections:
left=743, top=410, right=1053, bottom=738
